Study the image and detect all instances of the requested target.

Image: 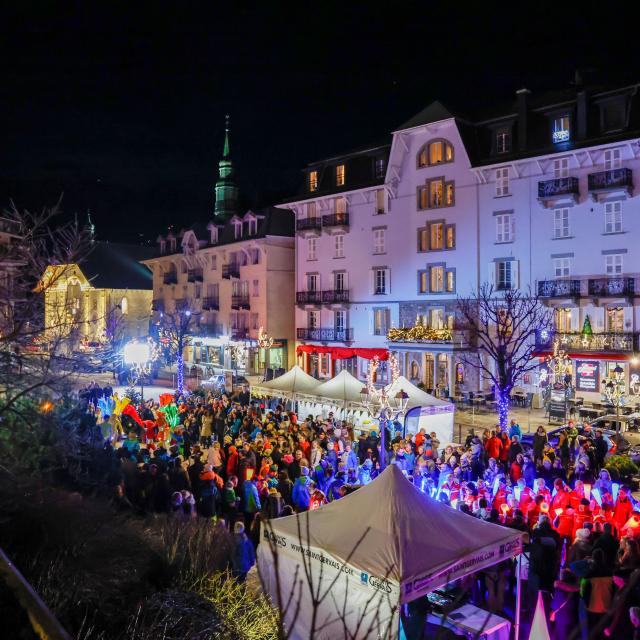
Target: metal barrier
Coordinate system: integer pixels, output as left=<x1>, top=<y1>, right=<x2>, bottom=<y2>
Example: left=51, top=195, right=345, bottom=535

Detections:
left=0, top=547, right=72, bottom=640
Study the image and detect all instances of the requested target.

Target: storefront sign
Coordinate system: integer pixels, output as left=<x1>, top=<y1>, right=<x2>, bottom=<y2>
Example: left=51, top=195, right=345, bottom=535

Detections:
left=575, top=359, right=600, bottom=392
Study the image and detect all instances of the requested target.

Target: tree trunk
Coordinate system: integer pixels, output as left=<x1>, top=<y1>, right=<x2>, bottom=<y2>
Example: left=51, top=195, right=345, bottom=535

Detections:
left=496, top=387, right=510, bottom=430
left=176, top=352, right=185, bottom=395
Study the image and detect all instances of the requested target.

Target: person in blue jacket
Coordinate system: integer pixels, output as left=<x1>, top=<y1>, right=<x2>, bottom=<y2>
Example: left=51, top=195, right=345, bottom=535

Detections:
left=231, top=521, right=255, bottom=582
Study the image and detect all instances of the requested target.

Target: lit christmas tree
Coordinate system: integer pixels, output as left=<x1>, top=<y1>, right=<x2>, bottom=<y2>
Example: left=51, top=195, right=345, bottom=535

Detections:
left=582, top=315, right=593, bottom=336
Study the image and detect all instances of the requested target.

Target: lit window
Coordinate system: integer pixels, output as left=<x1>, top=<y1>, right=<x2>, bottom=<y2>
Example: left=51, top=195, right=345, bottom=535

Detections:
left=336, top=164, right=345, bottom=186
left=605, top=253, right=623, bottom=275
left=309, top=171, right=318, bottom=192
left=496, top=131, right=511, bottom=154
left=495, top=213, right=513, bottom=243
left=604, top=148, right=621, bottom=170
left=429, top=179, right=445, bottom=207
left=418, top=271, right=428, bottom=293
left=604, top=202, right=622, bottom=234
left=307, top=201, right=317, bottom=218
left=418, top=140, right=454, bottom=167
left=430, top=309, right=444, bottom=329
left=552, top=115, right=571, bottom=143
left=446, top=270, right=455, bottom=292
left=120, top=297, right=128, bottom=315
left=445, top=225, right=455, bottom=249
left=373, top=228, right=386, bottom=254
left=308, top=237, right=317, bottom=260
left=554, top=308, right=572, bottom=331
left=418, top=228, right=429, bottom=252
left=375, top=189, right=386, bottom=214
left=373, top=308, right=389, bottom=335
left=553, top=208, right=570, bottom=239
left=429, top=265, right=444, bottom=292
left=334, top=197, right=348, bottom=214
left=334, top=234, right=344, bottom=258
left=496, top=167, right=509, bottom=196
left=553, top=258, right=571, bottom=277
left=606, top=307, right=624, bottom=332
left=430, top=223, right=443, bottom=250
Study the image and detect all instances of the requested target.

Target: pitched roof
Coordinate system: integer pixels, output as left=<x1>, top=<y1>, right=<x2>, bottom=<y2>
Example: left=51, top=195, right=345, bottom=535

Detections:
left=395, top=100, right=456, bottom=131
left=80, top=242, right=155, bottom=290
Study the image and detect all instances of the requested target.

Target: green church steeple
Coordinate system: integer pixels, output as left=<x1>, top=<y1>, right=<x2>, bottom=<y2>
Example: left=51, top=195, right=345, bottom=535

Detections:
left=214, top=114, right=239, bottom=221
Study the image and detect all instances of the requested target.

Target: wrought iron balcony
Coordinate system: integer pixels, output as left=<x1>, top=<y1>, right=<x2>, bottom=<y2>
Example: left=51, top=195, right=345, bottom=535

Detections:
left=296, top=217, right=322, bottom=233
left=151, top=299, right=164, bottom=312
left=222, top=263, right=240, bottom=279
left=187, top=268, right=203, bottom=282
left=231, top=295, right=251, bottom=310
left=535, top=331, right=637, bottom=353
left=322, top=213, right=350, bottom=229
left=202, top=297, right=219, bottom=311
left=588, top=168, right=632, bottom=195
left=322, top=289, right=350, bottom=304
left=588, top=277, right=635, bottom=297
left=174, top=299, right=191, bottom=312
left=297, top=327, right=354, bottom=342
left=537, top=177, right=580, bottom=200
left=296, top=291, right=322, bottom=305
left=537, top=279, right=582, bottom=298
left=163, top=272, right=178, bottom=285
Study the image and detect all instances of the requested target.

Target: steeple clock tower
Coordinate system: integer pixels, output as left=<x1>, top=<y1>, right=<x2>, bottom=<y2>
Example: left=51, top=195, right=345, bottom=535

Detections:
left=214, top=114, right=239, bottom=221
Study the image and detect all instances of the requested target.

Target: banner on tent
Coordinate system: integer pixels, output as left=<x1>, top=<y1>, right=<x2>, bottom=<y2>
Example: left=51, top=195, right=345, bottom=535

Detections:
left=401, top=535, right=523, bottom=603
left=262, top=528, right=400, bottom=597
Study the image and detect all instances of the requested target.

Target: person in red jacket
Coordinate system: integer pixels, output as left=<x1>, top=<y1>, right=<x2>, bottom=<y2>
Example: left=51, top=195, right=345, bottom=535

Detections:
left=551, top=480, right=573, bottom=512
left=485, top=430, right=503, bottom=461
left=534, top=478, right=552, bottom=504
left=509, top=454, right=524, bottom=484
left=553, top=506, right=575, bottom=543
left=572, top=500, right=593, bottom=539
left=613, top=488, right=634, bottom=535
left=226, top=445, right=239, bottom=478
left=499, top=431, right=511, bottom=465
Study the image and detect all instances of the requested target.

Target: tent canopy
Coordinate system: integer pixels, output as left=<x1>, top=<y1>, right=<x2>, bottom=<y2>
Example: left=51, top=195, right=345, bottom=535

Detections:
left=385, top=375, right=451, bottom=410
left=252, top=364, right=320, bottom=396
left=267, top=464, right=523, bottom=598
left=312, top=369, right=364, bottom=404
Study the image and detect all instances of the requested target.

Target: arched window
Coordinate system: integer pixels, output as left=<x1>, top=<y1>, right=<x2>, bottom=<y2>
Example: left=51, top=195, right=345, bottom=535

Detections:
left=417, top=139, right=454, bottom=168
left=120, top=296, right=128, bottom=315
left=66, top=279, right=81, bottom=315
left=410, top=360, right=420, bottom=381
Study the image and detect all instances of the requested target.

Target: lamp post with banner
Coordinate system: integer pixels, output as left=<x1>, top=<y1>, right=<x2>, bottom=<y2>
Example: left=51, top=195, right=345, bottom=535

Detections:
left=603, top=364, right=626, bottom=438
left=546, top=339, right=573, bottom=422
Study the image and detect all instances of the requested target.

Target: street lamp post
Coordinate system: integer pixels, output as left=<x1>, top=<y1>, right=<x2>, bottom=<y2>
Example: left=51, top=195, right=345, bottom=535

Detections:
left=546, top=340, right=572, bottom=421
left=604, top=364, right=625, bottom=438
left=123, top=339, right=154, bottom=401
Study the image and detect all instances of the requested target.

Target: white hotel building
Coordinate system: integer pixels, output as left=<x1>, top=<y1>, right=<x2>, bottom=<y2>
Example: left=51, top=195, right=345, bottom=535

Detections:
left=280, top=80, right=640, bottom=403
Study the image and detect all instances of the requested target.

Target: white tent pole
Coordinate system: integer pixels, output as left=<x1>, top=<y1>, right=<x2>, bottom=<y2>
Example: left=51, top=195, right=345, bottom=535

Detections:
left=515, top=553, right=522, bottom=640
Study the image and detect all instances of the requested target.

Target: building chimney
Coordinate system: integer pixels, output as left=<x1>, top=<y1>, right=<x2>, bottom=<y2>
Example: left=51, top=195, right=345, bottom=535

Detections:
left=576, top=90, right=588, bottom=140
left=516, top=88, right=530, bottom=152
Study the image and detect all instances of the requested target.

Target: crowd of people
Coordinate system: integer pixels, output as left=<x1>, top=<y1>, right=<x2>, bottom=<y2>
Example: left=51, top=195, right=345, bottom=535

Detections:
left=83, top=381, right=640, bottom=637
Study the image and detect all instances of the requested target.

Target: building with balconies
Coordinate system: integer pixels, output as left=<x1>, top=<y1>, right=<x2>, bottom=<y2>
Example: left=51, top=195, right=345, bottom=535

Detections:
left=142, top=118, right=295, bottom=378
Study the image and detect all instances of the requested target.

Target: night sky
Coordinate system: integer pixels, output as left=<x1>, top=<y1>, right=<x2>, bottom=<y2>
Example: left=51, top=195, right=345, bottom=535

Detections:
left=2, top=2, right=639, bottom=243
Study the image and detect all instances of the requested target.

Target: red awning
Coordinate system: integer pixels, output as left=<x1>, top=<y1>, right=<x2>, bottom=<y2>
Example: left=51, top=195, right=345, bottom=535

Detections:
left=296, top=344, right=389, bottom=361
left=533, top=351, right=630, bottom=361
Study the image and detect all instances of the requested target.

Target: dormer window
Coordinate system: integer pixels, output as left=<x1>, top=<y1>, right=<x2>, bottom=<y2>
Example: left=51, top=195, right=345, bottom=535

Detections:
left=336, top=164, right=345, bottom=186
left=552, top=115, right=571, bottom=143
left=374, top=157, right=386, bottom=178
left=169, top=237, right=177, bottom=252
left=309, top=170, right=318, bottom=192
left=496, top=130, right=511, bottom=154
left=417, top=139, right=454, bottom=168
left=159, top=239, right=166, bottom=254
left=247, top=218, right=258, bottom=235
left=210, top=227, right=218, bottom=244
left=233, top=221, right=243, bottom=240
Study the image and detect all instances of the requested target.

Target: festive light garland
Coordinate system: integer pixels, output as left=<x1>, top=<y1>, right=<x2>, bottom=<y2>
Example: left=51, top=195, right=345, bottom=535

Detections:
left=387, top=324, right=452, bottom=343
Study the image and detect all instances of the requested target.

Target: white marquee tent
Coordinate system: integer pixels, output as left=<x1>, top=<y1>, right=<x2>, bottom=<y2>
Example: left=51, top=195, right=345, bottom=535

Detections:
left=251, top=365, right=320, bottom=398
left=312, top=369, right=364, bottom=405
left=258, top=465, right=524, bottom=640
left=385, top=376, right=455, bottom=444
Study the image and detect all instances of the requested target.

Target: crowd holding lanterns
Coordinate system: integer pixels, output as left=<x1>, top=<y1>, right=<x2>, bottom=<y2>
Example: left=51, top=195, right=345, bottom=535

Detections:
left=77, top=377, right=640, bottom=638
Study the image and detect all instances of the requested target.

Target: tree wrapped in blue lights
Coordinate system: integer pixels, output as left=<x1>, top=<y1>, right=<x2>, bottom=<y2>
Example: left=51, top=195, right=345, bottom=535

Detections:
left=457, top=284, right=552, bottom=429
left=157, top=303, right=198, bottom=395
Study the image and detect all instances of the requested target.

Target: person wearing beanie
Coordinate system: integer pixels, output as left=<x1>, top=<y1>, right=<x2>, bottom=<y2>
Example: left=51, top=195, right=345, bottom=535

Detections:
left=231, top=520, right=255, bottom=583
left=222, top=479, right=239, bottom=527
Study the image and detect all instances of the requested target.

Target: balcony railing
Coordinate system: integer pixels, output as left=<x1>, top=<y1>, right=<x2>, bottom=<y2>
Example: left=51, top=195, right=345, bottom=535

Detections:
left=537, top=176, right=580, bottom=199
left=588, top=168, right=633, bottom=193
left=297, top=327, right=354, bottom=342
left=231, top=295, right=251, bottom=310
left=296, top=291, right=322, bottom=305
left=202, top=297, right=219, bottom=311
left=535, top=331, right=637, bottom=353
left=222, top=263, right=240, bottom=279
left=588, top=277, right=635, bottom=297
left=231, top=328, right=249, bottom=340
left=322, top=289, right=350, bottom=304
left=322, top=213, right=350, bottom=229
left=188, top=268, right=203, bottom=282
left=296, top=217, right=322, bottom=232
left=537, top=279, right=582, bottom=298
left=151, top=299, right=164, bottom=312
left=174, top=298, right=190, bottom=312
left=163, top=272, right=178, bottom=285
